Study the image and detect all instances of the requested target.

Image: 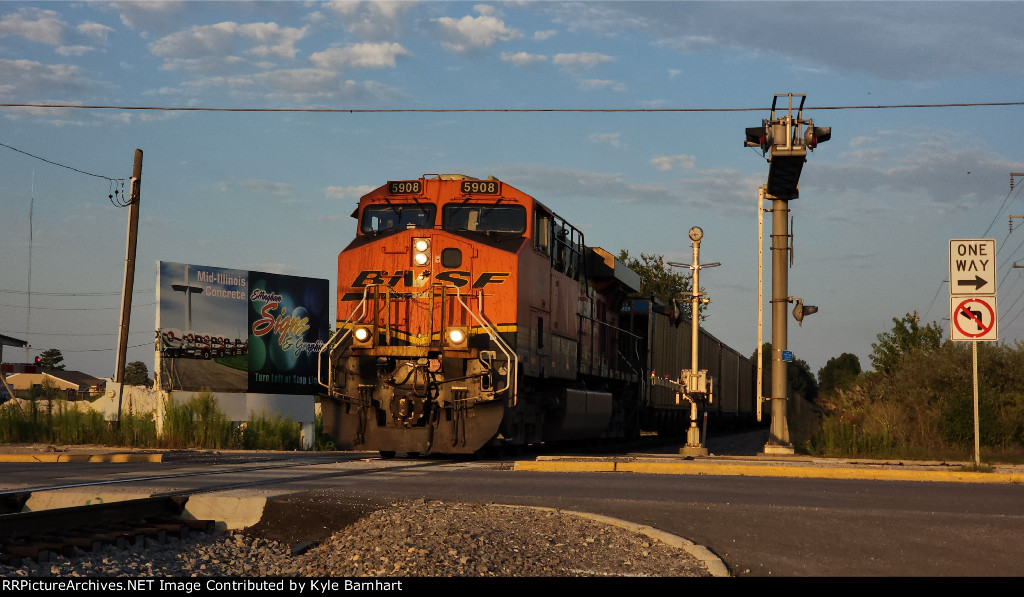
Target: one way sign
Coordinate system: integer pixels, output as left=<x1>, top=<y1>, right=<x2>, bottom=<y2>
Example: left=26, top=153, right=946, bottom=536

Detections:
left=949, top=239, right=996, bottom=296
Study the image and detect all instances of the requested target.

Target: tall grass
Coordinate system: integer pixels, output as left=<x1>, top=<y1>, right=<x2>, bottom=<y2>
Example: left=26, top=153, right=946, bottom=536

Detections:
left=0, top=387, right=312, bottom=451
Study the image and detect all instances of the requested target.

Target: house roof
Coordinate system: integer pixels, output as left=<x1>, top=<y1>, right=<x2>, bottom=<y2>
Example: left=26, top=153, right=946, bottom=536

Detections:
left=0, top=334, right=28, bottom=348
left=7, top=369, right=106, bottom=390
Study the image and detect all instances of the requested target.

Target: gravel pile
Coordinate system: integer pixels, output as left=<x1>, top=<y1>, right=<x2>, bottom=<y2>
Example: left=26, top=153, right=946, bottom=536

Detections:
left=0, top=500, right=714, bottom=578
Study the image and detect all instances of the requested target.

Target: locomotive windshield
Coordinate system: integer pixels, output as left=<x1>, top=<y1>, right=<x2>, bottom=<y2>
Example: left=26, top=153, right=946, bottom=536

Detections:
left=361, top=204, right=435, bottom=234
left=442, top=204, right=526, bottom=234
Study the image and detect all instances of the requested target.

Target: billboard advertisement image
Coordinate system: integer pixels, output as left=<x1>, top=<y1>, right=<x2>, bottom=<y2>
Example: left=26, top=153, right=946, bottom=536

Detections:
left=157, top=261, right=329, bottom=395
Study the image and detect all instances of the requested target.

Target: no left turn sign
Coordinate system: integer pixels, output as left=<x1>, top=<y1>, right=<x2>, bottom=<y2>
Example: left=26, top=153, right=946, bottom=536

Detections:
left=950, top=296, right=998, bottom=342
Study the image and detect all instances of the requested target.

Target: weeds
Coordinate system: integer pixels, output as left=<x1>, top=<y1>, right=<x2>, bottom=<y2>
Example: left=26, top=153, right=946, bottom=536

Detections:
left=0, top=388, right=317, bottom=452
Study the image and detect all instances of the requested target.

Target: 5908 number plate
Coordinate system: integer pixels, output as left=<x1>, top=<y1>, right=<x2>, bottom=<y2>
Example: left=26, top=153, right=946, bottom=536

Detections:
left=461, top=180, right=500, bottom=194
left=388, top=180, right=421, bottom=194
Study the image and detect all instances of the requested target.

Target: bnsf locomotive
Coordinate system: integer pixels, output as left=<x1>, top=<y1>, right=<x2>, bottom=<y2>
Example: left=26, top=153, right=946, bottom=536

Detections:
left=318, top=174, right=754, bottom=455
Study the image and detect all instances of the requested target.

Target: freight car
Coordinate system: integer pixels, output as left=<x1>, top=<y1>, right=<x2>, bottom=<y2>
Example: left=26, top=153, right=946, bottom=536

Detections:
left=318, top=174, right=754, bottom=455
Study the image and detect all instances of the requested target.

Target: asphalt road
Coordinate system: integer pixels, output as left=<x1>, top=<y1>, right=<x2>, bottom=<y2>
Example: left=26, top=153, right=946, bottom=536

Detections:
left=3, top=443, right=1024, bottom=577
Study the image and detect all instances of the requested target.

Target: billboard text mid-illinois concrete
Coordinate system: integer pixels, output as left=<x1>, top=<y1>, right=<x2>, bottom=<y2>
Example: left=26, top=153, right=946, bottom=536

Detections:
left=157, top=261, right=328, bottom=395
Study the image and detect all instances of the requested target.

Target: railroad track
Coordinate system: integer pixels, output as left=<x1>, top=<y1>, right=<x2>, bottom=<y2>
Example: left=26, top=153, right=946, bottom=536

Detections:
left=0, top=496, right=216, bottom=566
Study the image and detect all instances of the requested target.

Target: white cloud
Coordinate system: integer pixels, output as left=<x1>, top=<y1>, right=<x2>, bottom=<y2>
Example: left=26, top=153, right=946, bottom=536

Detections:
left=552, top=52, right=614, bottom=69
left=578, top=79, right=625, bottom=92
left=240, top=179, right=295, bottom=196
left=325, top=185, right=375, bottom=200
left=0, top=8, right=66, bottom=45
left=533, top=30, right=557, bottom=41
left=323, top=0, right=413, bottom=39
left=176, top=68, right=402, bottom=104
left=651, top=155, right=696, bottom=171
left=150, top=21, right=308, bottom=64
left=435, top=9, right=522, bottom=54
left=78, top=22, right=114, bottom=41
left=56, top=45, right=94, bottom=57
left=112, top=1, right=188, bottom=34
left=501, top=52, right=547, bottom=67
left=0, top=59, right=94, bottom=101
left=310, top=43, right=412, bottom=71
left=589, top=133, right=621, bottom=147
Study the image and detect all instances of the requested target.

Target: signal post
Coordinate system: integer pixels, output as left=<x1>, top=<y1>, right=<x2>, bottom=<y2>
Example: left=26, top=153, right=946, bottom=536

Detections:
left=746, top=94, right=829, bottom=454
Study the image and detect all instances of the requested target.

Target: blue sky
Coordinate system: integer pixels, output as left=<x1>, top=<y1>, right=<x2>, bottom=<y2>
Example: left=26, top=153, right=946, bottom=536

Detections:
left=1, top=1, right=1022, bottom=381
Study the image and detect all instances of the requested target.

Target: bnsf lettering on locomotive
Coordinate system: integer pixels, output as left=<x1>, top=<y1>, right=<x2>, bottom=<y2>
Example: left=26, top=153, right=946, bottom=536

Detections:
left=351, top=269, right=509, bottom=290
left=460, top=180, right=499, bottom=194
left=434, top=270, right=471, bottom=287
left=388, top=180, right=422, bottom=194
left=471, top=272, right=510, bottom=288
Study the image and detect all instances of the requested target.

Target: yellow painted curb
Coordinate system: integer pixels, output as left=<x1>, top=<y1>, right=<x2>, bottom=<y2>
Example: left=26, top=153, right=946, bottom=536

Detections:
left=514, top=460, right=616, bottom=473
left=0, top=453, right=162, bottom=463
left=515, top=460, right=1024, bottom=484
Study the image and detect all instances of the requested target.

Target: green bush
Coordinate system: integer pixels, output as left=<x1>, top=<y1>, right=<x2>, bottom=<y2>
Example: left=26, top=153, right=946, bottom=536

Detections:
left=161, top=390, right=233, bottom=449
left=809, top=336, right=1024, bottom=461
left=238, top=412, right=302, bottom=450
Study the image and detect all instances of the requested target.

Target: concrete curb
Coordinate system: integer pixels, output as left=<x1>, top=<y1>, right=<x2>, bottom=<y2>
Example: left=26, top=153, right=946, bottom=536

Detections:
left=0, top=453, right=162, bottom=463
left=503, top=504, right=730, bottom=577
left=513, top=459, right=1024, bottom=484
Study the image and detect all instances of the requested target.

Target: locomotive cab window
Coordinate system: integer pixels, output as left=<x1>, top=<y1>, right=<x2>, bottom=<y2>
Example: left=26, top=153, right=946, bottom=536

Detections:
left=442, top=204, right=526, bottom=234
left=361, top=204, right=436, bottom=234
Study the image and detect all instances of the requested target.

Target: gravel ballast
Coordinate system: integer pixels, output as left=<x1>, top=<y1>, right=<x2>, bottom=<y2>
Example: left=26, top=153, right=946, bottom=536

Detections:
left=0, top=499, right=717, bottom=578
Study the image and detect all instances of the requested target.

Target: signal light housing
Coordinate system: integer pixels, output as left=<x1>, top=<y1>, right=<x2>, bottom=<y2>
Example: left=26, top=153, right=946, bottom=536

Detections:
left=792, top=299, right=819, bottom=326
left=744, top=124, right=771, bottom=154
left=804, top=126, right=831, bottom=149
left=412, top=237, right=430, bottom=267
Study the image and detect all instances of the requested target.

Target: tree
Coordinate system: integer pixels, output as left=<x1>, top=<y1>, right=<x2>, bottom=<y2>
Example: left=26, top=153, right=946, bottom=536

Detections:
left=870, top=312, right=943, bottom=375
left=123, top=361, right=152, bottom=387
left=817, top=353, right=862, bottom=396
left=618, top=250, right=702, bottom=319
left=38, top=348, right=65, bottom=370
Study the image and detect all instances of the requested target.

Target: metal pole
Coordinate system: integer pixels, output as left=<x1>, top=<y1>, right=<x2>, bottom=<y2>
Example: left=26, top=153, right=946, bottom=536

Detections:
left=757, top=186, right=765, bottom=421
left=691, top=236, right=700, bottom=375
left=115, top=149, right=142, bottom=428
left=973, top=340, right=980, bottom=467
left=766, top=197, right=793, bottom=453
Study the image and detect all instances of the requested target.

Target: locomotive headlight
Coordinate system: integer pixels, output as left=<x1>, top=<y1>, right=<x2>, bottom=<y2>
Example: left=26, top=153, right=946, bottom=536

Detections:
left=352, top=325, right=374, bottom=347
left=412, top=237, right=430, bottom=267
left=446, top=327, right=468, bottom=349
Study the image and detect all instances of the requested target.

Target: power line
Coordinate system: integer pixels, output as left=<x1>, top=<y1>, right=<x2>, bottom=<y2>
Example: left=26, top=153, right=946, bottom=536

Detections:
left=0, top=288, right=153, bottom=296
left=0, top=302, right=155, bottom=311
left=0, top=329, right=151, bottom=337
left=1, top=101, right=1022, bottom=114
left=0, top=141, right=125, bottom=182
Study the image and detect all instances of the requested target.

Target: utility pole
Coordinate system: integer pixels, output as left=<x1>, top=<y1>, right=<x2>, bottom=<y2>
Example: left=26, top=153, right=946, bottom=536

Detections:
left=746, top=94, right=829, bottom=454
left=114, top=149, right=142, bottom=427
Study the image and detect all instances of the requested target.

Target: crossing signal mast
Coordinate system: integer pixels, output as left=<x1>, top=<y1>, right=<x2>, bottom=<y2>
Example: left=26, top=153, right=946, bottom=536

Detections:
left=747, top=94, right=830, bottom=455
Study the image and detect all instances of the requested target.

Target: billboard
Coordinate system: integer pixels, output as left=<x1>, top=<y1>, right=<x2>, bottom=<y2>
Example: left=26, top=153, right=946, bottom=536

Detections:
left=156, top=261, right=329, bottom=395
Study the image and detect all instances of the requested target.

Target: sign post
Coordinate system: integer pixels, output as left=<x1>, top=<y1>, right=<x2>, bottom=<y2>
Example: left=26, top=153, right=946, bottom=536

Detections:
left=949, top=239, right=997, bottom=467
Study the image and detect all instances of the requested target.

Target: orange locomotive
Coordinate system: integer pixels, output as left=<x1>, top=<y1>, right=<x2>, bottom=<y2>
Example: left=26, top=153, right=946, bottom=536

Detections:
left=318, top=174, right=755, bottom=456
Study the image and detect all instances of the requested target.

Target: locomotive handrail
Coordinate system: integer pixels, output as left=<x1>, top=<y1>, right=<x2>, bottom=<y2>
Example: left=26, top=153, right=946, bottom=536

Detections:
left=317, top=287, right=371, bottom=391
left=448, top=285, right=519, bottom=405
